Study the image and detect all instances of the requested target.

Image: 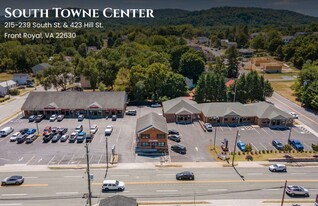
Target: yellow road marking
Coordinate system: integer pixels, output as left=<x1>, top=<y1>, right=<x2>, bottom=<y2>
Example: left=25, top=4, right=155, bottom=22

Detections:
left=92, top=179, right=318, bottom=186
left=272, top=96, right=318, bottom=126
left=0, top=184, right=48, bottom=188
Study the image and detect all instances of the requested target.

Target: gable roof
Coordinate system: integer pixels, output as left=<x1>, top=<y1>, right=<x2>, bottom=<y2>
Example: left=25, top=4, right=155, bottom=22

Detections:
left=197, top=102, right=254, bottom=117
left=99, top=195, right=137, bottom=206
left=0, top=80, right=17, bottom=88
left=31, top=63, right=50, bottom=74
left=162, top=97, right=200, bottom=114
left=245, top=102, right=292, bottom=119
left=21, top=91, right=127, bottom=111
left=136, top=112, right=168, bottom=135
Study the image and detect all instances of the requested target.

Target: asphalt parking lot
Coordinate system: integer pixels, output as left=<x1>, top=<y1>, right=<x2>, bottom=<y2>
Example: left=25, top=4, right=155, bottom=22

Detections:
left=0, top=106, right=317, bottom=166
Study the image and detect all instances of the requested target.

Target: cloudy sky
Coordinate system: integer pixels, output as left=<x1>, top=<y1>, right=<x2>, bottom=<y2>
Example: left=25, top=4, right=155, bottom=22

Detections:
left=1, top=0, right=318, bottom=17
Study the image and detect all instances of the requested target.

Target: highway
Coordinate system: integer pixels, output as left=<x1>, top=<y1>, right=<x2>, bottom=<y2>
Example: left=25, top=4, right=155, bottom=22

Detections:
left=0, top=167, right=317, bottom=205
left=268, top=92, right=318, bottom=135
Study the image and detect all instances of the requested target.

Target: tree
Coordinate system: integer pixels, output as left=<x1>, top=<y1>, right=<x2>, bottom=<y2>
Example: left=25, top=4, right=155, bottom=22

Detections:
left=170, top=45, right=189, bottom=73
left=179, top=50, right=205, bottom=83
left=98, top=82, right=106, bottom=91
left=78, top=43, right=88, bottom=58
left=250, top=34, right=265, bottom=51
left=113, top=68, right=130, bottom=91
left=226, top=47, right=239, bottom=78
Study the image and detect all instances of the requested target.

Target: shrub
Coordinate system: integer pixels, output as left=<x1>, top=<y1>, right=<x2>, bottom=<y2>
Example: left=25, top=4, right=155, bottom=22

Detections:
left=250, top=151, right=254, bottom=155
left=274, top=150, right=277, bottom=153
left=8, top=89, right=20, bottom=96
left=238, top=152, right=241, bottom=156
left=245, top=155, right=253, bottom=161
left=266, top=150, right=270, bottom=154
left=262, top=150, right=266, bottom=154
left=283, top=144, right=292, bottom=152
left=270, top=150, right=273, bottom=153
left=312, top=144, right=318, bottom=152
left=242, top=152, right=245, bottom=155
left=230, top=152, right=234, bottom=155
left=245, top=144, right=253, bottom=152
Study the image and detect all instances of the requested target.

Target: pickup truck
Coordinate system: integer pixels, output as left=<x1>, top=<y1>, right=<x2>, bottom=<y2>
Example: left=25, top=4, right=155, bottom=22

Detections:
left=288, top=139, right=304, bottom=151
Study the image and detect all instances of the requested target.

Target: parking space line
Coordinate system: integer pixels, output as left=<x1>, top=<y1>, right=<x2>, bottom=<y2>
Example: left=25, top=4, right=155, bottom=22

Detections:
left=259, top=143, right=267, bottom=150
left=68, top=154, right=75, bottom=165
left=261, top=128, right=269, bottom=134
left=98, top=154, right=103, bottom=164
left=303, top=143, right=311, bottom=149
left=25, top=155, right=35, bottom=165
left=251, top=143, right=259, bottom=151
left=58, top=154, right=66, bottom=165
left=89, top=154, right=94, bottom=163
left=47, top=154, right=56, bottom=165
left=254, top=129, right=261, bottom=135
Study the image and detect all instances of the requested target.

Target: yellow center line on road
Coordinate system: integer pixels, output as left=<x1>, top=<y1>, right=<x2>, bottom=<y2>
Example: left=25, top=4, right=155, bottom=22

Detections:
left=92, top=179, right=318, bottom=186
left=0, top=184, right=48, bottom=188
left=272, top=96, right=318, bottom=126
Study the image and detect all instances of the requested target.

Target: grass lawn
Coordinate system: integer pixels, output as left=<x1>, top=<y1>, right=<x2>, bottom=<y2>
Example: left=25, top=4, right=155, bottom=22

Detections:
left=0, top=73, right=13, bottom=81
left=209, top=146, right=316, bottom=161
left=263, top=72, right=298, bottom=80
left=270, top=81, right=301, bottom=106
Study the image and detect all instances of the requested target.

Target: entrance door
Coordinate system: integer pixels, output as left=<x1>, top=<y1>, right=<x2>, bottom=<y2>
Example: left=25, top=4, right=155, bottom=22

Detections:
left=151, top=142, right=156, bottom=149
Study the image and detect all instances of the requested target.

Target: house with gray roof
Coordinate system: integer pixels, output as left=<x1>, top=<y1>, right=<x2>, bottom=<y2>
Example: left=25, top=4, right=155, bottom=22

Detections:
left=0, top=80, right=17, bottom=97
left=21, top=91, right=127, bottom=118
left=135, top=112, right=168, bottom=154
left=162, top=97, right=201, bottom=124
left=163, top=97, right=293, bottom=128
left=99, top=195, right=138, bottom=206
left=31, top=63, right=50, bottom=75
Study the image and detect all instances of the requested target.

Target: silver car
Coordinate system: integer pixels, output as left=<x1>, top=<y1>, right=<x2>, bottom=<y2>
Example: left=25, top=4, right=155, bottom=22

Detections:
left=1, top=176, right=24, bottom=186
left=269, top=164, right=287, bottom=172
left=286, top=185, right=309, bottom=197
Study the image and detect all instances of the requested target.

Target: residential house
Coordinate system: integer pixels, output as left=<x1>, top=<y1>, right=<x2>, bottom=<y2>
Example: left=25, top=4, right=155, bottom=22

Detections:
left=99, top=195, right=138, bottom=206
left=135, top=112, right=168, bottom=154
left=12, top=73, right=32, bottom=85
left=220, top=39, right=229, bottom=47
left=238, top=49, right=254, bottom=58
left=262, top=63, right=283, bottom=73
left=31, top=63, right=50, bottom=75
left=282, top=36, right=294, bottom=44
left=249, top=32, right=260, bottom=39
left=184, top=77, right=194, bottom=89
left=162, top=97, right=201, bottom=124
left=21, top=91, right=127, bottom=118
left=63, top=56, right=73, bottom=62
left=0, top=80, right=17, bottom=97
left=197, top=36, right=209, bottom=45
left=227, top=42, right=237, bottom=48
left=294, top=32, right=306, bottom=37
left=251, top=57, right=271, bottom=66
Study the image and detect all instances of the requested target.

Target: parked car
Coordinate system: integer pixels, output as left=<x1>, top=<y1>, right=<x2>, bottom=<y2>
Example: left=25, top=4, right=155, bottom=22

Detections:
left=57, top=115, right=64, bottom=121
left=111, top=115, right=117, bottom=121
left=204, top=123, right=213, bottom=132
left=26, top=128, right=36, bottom=135
left=28, top=115, right=36, bottom=122
left=16, top=134, right=27, bottom=144
left=150, top=103, right=161, bottom=108
left=105, top=125, right=113, bottom=135
left=75, top=125, right=83, bottom=133
left=176, top=171, right=194, bottom=180
left=78, top=114, right=84, bottom=121
left=269, top=164, right=287, bottom=172
left=69, top=132, right=78, bottom=143
left=49, top=114, right=57, bottom=122
left=125, top=110, right=137, bottom=116
left=286, top=185, right=309, bottom=197
left=171, top=144, right=187, bottom=154
left=51, top=134, right=62, bottom=143
left=168, top=130, right=179, bottom=135
left=10, top=132, right=20, bottom=142
left=272, top=140, right=284, bottom=150
left=35, top=114, right=44, bottom=122
left=58, top=128, right=68, bottom=135
left=237, top=140, right=246, bottom=152
left=86, top=134, right=94, bottom=143
left=77, top=132, right=86, bottom=143
left=51, top=127, right=59, bottom=134
left=90, top=125, right=98, bottom=134
left=168, top=134, right=181, bottom=142
left=1, top=176, right=24, bottom=186
left=26, top=134, right=37, bottom=143
left=60, top=134, right=69, bottom=142
left=43, top=126, right=52, bottom=136
left=43, top=134, right=53, bottom=143
left=288, top=139, right=304, bottom=151
left=289, top=112, right=299, bottom=119
left=19, top=128, right=29, bottom=135
left=102, top=180, right=125, bottom=192
left=0, top=127, right=14, bottom=137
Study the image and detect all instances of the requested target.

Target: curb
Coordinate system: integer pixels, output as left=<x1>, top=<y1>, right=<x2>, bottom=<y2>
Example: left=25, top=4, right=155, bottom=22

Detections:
left=0, top=110, right=21, bottom=126
left=48, top=164, right=117, bottom=170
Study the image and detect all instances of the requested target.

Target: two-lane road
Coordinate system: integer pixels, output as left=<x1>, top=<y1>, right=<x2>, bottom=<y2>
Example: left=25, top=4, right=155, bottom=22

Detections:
left=0, top=167, right=317, bottom=205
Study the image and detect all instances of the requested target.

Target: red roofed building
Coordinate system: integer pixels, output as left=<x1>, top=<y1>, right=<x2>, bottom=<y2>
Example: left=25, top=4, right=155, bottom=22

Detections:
left=225, top=79, right=235, bottom=87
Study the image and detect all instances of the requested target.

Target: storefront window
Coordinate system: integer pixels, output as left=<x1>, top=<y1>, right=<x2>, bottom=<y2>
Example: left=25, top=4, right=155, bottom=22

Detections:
left=141, top=142, right=149, bottom=146
left=141, top=134, right=150, bottom=139
left=158, top=142, right=165, bottom=146
left=157, top=134, right=165, bottom=139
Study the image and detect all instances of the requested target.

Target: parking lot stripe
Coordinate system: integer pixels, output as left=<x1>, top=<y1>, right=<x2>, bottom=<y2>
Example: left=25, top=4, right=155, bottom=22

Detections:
left=89, top=154, right=94, bottom=163
left=18, top=157, right=23, bottom=162
left=58, top=154, right=66, bottom=165
left=47, top=154, right=56, bottom=165
left=259, top=143, right=267, bottom=150
left=303, top=143, right=311, bottom=149
left=156, top=190, right=178, bottom=192
left=37, top=158, right=42, bottom=163
left=56, top=192, right=79, bottom=195
left=261, top=128, right=269, bottom=134
left=207, top=189, right=228, bottom=192
left=98, top=154, right=103, bottom=164
left=254, top=129, right=261, bottom=134
left=251, top=143, right=259, bottom=151
left=25, top=155, right=35, bottom=165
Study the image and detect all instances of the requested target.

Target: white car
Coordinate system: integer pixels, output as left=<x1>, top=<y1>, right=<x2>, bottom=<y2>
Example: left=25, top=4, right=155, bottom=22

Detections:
left=49, top=114, right=57, bottom=122
left=57, top=115, right=64, bottom=121
left=286, top=185, right=309, bottom=197
left=102, top=180, right=125, bottom=192
left=10, top=132, right=20, bottom=142
left=90, top=125, right=98, bottom=134
left=150, top=103, right=161, bottom=108
left=269, top=164, right=287, bottom=172
left=204, top=123, right=213, bottom=132
left=105, top=125, right=113, bottom=135
left=289, top=112, right=298, bottom=119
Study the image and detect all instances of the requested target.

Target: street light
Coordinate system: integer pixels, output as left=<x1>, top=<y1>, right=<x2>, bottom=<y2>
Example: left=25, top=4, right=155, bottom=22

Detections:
left=213, top=116, right=219, bottom=150
left=232, top=130, right=240, bottom=167
left=288, top=126, right=292, bottom=142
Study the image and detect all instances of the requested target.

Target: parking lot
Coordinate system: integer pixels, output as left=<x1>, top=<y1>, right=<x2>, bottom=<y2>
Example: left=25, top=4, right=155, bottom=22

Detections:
left=0, top=106, right=317, bottom=166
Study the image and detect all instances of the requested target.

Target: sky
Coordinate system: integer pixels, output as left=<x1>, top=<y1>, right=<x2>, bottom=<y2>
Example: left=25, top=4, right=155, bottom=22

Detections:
left=1, top=0, right=318, bottom=17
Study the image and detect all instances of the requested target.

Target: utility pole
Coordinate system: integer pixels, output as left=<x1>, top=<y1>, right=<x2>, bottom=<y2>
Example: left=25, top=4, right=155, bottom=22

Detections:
left=281, top=180, right=287, bottom=206
left=105, top=136, right=109, bottom=178
left=232, top=130, right=240, bottom=167
left=88, top=110, right=91, bottom=134
left=85, top=143, right=92, bottom=206
left=288, top=127, right=292, bottom=141
left=213, top=116, right=219, bottom=150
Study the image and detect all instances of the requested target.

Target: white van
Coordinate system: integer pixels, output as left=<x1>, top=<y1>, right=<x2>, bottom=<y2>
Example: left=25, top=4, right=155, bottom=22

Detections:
left=0, top=127, right=14, bottom=137
left=102, top=180, right=125, bottom=192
